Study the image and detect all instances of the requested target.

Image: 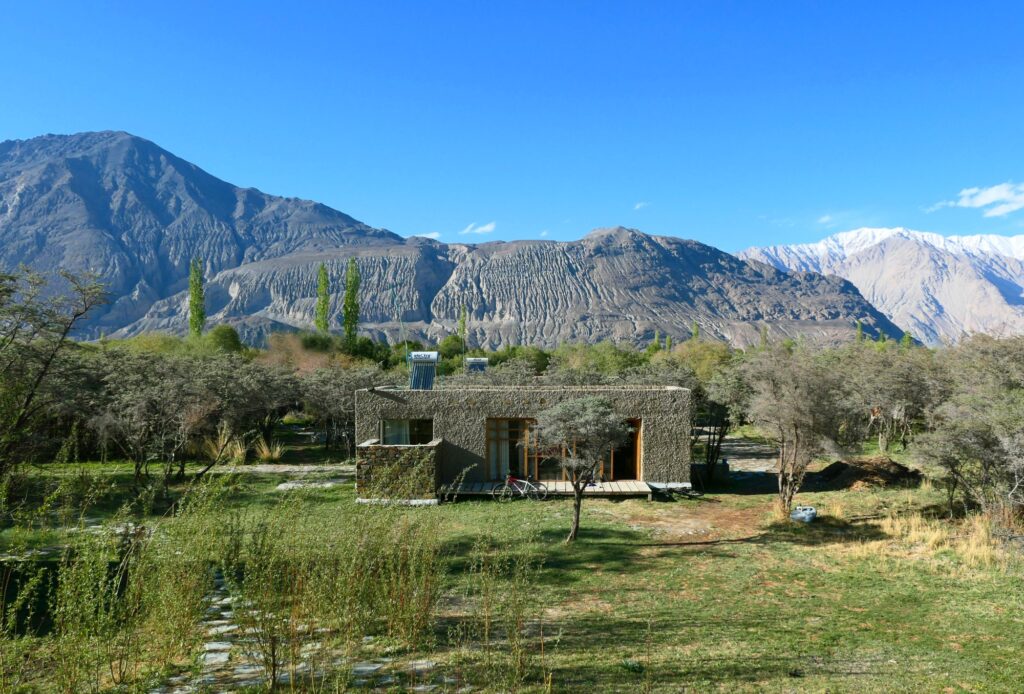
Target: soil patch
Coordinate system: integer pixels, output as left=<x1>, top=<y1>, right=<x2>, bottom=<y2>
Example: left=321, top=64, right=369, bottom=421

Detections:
left=812, top=456, right=922, bottom=491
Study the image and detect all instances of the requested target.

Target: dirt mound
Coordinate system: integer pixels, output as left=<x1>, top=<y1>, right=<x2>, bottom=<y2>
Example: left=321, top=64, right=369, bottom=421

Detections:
left=816, top=456, right=922, bottom=490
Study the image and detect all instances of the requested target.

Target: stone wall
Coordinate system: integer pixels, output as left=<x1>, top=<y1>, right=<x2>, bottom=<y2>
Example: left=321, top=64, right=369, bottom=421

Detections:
left=355, top=439, right=441, bottom=500
left=355, top=386, right=691, bottom=485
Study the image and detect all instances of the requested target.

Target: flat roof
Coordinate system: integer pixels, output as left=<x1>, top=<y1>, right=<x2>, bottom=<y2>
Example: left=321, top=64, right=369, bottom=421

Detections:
left=361, top=384, right=688, bottom=392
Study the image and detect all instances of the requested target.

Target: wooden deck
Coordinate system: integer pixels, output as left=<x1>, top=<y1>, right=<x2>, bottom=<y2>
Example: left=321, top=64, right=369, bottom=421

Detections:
left=442, top=479, right=653, bottom=500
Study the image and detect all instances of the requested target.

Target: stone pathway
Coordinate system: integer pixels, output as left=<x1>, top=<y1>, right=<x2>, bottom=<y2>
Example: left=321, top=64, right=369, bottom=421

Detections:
left=150, top=573, right=463, bottom=692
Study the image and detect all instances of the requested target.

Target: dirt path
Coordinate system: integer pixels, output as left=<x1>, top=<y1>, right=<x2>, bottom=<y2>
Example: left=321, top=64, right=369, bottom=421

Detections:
left=720, top=436, right=777, bottom=473
left=214, top=463, right=356, bottom=476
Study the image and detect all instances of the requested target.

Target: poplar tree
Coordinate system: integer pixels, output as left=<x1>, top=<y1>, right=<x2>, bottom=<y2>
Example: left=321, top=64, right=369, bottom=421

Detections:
left=342, top=258, right=360, bottom=350
left=690, top=321, right=700, bottom=341
left=188, top=257, right=205, bottom=337
left=458, top=305, right=468, bottom=355
left=315, top=263, right=330, bottom=334
left=855, top=320, right=864, bottom=343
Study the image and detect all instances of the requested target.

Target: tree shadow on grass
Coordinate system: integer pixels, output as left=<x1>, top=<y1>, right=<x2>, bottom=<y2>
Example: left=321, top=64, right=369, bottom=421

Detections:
left=442, top=524, right=724, bottom=588
left=628, top=516, right=890, bottom=555
left=493, top=611, right=908, bottom=691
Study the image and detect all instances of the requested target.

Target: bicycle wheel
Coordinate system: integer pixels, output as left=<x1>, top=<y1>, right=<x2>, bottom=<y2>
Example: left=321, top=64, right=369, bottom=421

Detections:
left=529, top=482, right=548, bottom=501
left=492, top=483, right=515, bottom=502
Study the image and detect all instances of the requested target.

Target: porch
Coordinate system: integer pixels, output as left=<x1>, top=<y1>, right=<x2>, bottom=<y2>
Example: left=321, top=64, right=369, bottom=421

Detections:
left=442, top=479, right=654, bottom=500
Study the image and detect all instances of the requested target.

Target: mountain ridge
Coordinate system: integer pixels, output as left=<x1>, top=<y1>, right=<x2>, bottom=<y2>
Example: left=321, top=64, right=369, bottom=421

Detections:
left=0, top=131, right=903, bottom=347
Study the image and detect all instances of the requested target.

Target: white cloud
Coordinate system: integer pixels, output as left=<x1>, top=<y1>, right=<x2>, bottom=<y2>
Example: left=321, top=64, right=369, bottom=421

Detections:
left=539, top=230, right=549, bottom=237
left=459, top=221, right=497, bottom=235
left=931, top=182, right=1024, bottom=217
left=634, top=201, right=650, bottom=210
left=415, top=231, right=441, bottom=239
left=817, top=214, right=833, bottom=225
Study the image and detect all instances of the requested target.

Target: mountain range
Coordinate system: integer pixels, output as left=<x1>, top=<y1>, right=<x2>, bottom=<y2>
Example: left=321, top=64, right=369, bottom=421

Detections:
left=0, top=131, right=903, bottom=348
left=741, top=228, right=1024, bottom=345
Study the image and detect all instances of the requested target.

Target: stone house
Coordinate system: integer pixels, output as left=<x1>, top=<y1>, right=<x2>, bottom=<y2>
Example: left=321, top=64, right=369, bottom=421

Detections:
left=354, top=384, right=691, bottom=500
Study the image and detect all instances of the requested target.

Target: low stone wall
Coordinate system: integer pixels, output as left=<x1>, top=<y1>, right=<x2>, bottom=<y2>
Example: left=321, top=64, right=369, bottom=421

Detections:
left=356, top=438, right=441, bottom=500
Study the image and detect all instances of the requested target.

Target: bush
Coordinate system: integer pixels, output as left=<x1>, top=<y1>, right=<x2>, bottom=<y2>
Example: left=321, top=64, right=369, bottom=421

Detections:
left=205, top=324, right=243, bottom=352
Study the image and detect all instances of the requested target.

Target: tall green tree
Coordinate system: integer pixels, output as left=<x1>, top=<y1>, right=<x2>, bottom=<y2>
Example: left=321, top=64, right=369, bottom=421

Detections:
left=315, top=263, right=330, bottom=334
left=188, top=258, right=206, bottom=338
left=690, top=321, right=700, bottom=341
left=855, top=319, right=865, bottom=343
left=342, top=258, right=361, bottom=350
left=458, top=304, right=468, bottom=357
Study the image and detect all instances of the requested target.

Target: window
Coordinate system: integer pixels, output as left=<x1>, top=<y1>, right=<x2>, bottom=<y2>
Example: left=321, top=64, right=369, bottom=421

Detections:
left=486, top=418, right=560, bottom=480
left=487, top=418, right=528, bottom=480
left=381, top=419, right=433, bottom=445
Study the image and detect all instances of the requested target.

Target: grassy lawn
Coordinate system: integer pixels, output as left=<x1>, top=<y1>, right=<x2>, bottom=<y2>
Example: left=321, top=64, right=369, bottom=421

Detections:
left=2, top=451, right=1023, bottom=692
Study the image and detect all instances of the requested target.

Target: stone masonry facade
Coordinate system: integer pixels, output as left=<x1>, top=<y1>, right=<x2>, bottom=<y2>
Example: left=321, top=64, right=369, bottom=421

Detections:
left=355, top=439, right=441, bottom=500
left=355, top=385, right=691, bottom=488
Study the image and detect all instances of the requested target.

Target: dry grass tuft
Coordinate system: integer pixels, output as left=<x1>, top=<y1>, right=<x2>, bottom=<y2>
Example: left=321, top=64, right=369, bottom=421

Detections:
left=877, top=511, right=1008, bottom=570
left=253, top=436, right=285, bottom=463
left=826, top=499, right=847, bottom=521
left=956, top=514, right=998, bottom=569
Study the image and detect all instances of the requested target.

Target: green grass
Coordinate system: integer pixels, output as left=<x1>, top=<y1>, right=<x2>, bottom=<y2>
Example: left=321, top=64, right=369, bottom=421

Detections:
left=3, top=452, right=1022, bottom=691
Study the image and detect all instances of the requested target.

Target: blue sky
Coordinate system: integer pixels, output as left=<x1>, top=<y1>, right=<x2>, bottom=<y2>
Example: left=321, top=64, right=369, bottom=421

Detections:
left=2, top=1, right=1024, bottom=251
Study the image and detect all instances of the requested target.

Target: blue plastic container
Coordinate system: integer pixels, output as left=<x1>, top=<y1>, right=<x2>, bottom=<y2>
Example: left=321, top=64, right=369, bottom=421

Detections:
left=790, top=506, right=817, bottom=523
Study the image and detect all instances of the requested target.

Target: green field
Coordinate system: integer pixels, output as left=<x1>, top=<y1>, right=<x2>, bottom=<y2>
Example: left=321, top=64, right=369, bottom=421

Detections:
left=2, top=448, right=1023, bottom=693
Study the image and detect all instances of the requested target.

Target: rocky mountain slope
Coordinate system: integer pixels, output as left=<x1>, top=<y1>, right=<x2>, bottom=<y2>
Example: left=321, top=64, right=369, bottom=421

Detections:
left=0, top=131, right=902, bottom=347
left=741, top=227, right=1024, bottom=345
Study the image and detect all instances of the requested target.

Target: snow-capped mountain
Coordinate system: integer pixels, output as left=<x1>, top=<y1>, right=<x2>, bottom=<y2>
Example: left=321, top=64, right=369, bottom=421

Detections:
left=741, top=227, right=1024, bottom=345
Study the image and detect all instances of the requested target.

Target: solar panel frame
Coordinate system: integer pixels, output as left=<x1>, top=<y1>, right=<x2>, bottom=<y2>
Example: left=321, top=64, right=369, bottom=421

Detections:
left=408, top=351, right=439, bottom=390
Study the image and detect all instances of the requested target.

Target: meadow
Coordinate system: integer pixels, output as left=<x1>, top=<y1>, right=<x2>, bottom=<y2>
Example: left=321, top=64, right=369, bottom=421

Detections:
left=2, top=442, right=1021, bottom=693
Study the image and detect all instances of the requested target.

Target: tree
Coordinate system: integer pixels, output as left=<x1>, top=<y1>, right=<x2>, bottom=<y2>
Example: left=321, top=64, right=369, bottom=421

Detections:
left=843, top=340, right=945, bottom=452
left=650, top=341, right=734, bottom=480
left=437, top=334, right=466, bottom=360
left=458, top=305, right=468, bottom=359
left=91, top=351, right=212, bottom=485
left=342, top=258, right=360, bottom=350
left=916, top=336, right=1024, bottom=519
left=664, top=335, right=672, bottom=352
left=92, top=350, right=300, bottom=486
left=0, top=269, right=105, bottom=478
left=300, top=365, right=389, bottom=455
left=855, top=320, right=864, bottom=343
left=188, top=258, right=205, bottom=338
left=690, top=321, right=700, bottom=341
left=647, top=330, right=662, bottom=355
left=727, top=345, right=860, bottom=514
left=900, top=331, right=914, bottom=348
left=535, top=397, right=630, bottom=542
left=315, top=263, right=330, bottom=334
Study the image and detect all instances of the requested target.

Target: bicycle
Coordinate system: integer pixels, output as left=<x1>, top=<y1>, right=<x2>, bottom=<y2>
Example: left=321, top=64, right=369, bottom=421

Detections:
left=492, top=473, right=548, bottom=501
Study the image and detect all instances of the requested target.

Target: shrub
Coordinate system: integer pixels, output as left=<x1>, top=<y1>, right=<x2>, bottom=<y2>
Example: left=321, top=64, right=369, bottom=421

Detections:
left=254, top=437, right=285, bottom=463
